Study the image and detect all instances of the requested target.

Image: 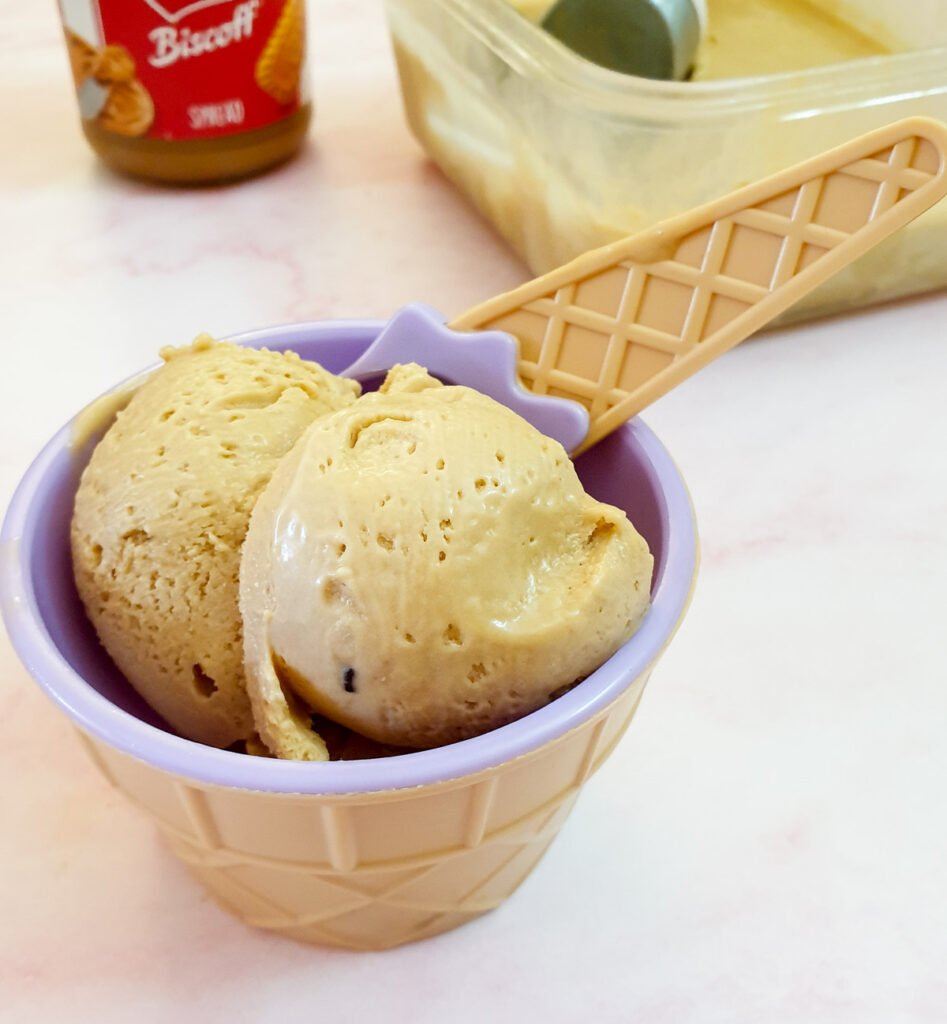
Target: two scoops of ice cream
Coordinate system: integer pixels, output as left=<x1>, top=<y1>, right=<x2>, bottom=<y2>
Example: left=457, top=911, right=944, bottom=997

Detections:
left=71, top=335, right=653, bottom=760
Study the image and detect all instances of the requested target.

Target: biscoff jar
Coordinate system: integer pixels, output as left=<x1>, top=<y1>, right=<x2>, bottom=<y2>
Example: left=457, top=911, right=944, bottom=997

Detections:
left=57, top=0, right=311, bottom=184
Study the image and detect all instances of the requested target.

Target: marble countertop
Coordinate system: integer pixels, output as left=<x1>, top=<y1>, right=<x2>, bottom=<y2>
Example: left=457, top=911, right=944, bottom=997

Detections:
left=2, top=1, right=945, bottom=1020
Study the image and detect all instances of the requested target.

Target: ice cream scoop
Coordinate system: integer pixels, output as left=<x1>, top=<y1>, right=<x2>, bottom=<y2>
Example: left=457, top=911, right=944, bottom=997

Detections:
left=343, top=118, right=947, bottom=456
left=540, top=0, right=705, bottom=80
left=240, top=365, right=652, bottom=757
left=71, top=337, right=360, bottom=748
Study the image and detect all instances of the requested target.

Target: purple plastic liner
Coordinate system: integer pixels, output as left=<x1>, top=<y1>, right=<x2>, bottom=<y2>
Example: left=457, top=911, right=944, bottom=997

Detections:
left=0, top=319, right=698, bottom=795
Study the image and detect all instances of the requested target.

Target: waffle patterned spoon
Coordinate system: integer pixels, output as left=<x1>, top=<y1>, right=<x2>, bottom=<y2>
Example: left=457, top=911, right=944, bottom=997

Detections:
left=344, top=116, right=947, bottom=455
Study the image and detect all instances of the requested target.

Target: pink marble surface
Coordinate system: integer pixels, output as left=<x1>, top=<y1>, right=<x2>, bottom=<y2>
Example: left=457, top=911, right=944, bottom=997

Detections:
left=2, top=1, right=946, bottom=1021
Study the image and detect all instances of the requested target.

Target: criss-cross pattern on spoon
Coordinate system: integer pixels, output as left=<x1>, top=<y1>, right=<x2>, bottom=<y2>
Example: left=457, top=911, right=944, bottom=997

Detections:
left=346, top=117, right=947, bottom=455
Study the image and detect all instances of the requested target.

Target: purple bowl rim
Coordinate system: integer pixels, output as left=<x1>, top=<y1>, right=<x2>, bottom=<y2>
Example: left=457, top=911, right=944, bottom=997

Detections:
left=0, top=318, right=698, bottom=795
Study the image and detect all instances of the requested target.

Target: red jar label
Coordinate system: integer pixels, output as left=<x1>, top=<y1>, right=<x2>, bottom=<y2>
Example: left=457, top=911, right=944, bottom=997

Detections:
left=58, top=0, right=306, bottom=140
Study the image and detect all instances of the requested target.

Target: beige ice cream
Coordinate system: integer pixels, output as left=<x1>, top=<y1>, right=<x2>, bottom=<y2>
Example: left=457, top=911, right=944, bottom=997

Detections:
left=71, top=337, right=360, bottom=749
left=240, top=364, right=653, bottom=758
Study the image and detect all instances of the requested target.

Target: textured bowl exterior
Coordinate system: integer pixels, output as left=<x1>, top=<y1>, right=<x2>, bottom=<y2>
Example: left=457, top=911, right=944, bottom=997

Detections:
left=77, top=669, right=649, bottom=949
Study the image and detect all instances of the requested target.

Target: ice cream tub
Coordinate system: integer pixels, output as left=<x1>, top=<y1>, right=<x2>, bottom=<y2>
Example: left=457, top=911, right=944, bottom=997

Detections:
left=0, top=320, right=698, bottom=951
left=385, top=0, right=947, bottom=324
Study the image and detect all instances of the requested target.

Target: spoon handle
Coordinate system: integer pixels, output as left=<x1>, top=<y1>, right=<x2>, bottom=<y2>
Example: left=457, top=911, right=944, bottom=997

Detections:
left=450, top=117, right=947, bottom=454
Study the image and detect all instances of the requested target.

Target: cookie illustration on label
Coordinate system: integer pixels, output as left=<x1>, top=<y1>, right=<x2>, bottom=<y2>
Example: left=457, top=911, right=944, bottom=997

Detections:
left=62, top=27, right=155, bottom=137
left=92, top=44, right=136, bottom=84
left=254, top=0, right=304, bottom=104
left=99, top=77, right=156, bottom=136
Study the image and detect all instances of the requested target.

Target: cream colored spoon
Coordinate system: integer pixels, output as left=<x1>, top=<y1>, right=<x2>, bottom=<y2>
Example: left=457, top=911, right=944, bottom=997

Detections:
left=346, top=117, right=947, bottom=455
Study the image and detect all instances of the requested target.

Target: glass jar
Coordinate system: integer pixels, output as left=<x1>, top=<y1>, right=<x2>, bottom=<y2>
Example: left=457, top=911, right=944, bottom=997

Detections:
left=58, top=0, right=311, bottom=184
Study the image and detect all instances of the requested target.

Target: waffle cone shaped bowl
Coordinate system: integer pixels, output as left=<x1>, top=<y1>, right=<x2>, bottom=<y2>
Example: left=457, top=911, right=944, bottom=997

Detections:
left=0, top=321, right=697, bottom=951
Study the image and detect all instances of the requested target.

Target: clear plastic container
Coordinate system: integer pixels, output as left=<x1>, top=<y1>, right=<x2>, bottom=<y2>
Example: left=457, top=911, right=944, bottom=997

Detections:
left=385, top=0, right=947, bottom=323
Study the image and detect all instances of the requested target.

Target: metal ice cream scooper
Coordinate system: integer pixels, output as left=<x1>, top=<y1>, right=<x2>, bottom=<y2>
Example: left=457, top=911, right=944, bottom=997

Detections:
left=538, top=0, right=706, bottom=80
left=343, top=117, right=947, bottom=456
